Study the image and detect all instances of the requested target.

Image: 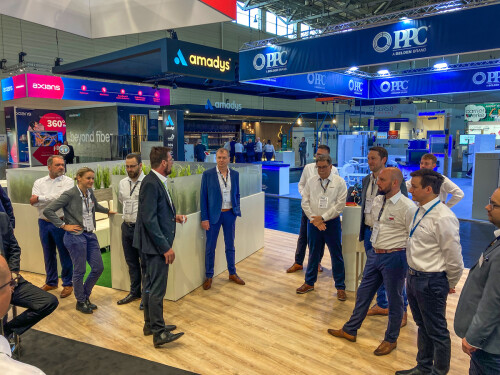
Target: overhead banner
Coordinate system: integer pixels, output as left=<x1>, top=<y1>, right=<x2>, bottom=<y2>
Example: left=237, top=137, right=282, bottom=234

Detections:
left=244, top=72, right=368, bottom=98
left=370, top=65, right=500, bottom=99
left=239, top=4, right=500, bottom=81
left=465, top=103, right=500, bottom=122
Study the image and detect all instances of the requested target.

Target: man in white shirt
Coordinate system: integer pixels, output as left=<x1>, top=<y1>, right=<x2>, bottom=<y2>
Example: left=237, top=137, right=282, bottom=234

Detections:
left=287, top=145, right=338, bottom=274
left=117, top=154, right=146, bottom=308
left=328, top=168, right=416, bottom=356
left=405, top=153, right=464, bottom=208
left=30, top=155, right=75, bottom=298
left=296, top=154, right=347, bottom=301
left=234, top=139, right=244, bottom=163
left=0, top=256, right=46, bottom=374
left=396, top=169, right=464, bottom=375
left=254, top=137, right=263, bottom=161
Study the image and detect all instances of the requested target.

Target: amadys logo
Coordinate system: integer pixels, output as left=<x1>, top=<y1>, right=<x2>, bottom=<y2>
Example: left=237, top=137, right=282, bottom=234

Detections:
left=206, top=99, right=242, bottom=112
left=32, top=83, right=61, bottom=90
left=205, top=99, right=214, bottom=110
left=174, top=49, right=231, bottom=73
left=165, top=115, right=175, bottom=128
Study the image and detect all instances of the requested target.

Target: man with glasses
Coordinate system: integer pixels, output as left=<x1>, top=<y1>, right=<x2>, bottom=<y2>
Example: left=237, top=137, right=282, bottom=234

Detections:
left=0, top=212, right=58, bottom=342
left=454, top=190, right=500, bottom=374
left=287, top=145, right=338, bottom=274
left=117, top=154, right=146, bottom=309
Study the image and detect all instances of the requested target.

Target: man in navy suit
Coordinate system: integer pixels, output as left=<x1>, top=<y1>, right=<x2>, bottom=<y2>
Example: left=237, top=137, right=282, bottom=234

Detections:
left=133, top=147, right=185, bottom=347
left=200, top=148, right=245, bottom=290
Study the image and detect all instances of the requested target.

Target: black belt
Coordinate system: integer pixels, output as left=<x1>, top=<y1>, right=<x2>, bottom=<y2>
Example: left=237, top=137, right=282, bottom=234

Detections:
left=83, top=230, right=94, bottom=234
left=408, top=267, right=446, bottom=277
left=123, top=222, right=136, bottom=227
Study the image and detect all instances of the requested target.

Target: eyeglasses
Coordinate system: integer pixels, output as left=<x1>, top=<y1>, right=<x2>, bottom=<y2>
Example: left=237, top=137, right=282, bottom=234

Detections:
left=125, top=164, right=139, bottom=169
left=488, top=197, right=500, bottom=210
left=0, top=275, right=20, bottom=291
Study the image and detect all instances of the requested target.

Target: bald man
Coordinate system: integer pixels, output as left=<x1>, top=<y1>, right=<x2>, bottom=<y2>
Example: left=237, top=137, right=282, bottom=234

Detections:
left=328, top=168, right=416, bottom=356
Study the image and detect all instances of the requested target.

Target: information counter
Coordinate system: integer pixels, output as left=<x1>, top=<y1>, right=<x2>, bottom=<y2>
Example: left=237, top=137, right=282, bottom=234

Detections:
left=274, top=151, right=295, bottom=168
left=259, top=162, right=289, bottom=195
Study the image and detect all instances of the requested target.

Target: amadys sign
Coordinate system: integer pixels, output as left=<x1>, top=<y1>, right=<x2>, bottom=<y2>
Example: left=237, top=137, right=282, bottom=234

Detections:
left=168, top=40, right=237, bottom=81
left=205, top=99, right=242, bottom=112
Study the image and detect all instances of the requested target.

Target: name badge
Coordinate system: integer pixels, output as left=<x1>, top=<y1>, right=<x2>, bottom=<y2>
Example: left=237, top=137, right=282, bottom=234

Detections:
left=123, top=200, right=137, bottom=215
left=364, top=198, right=373, bottom=214
left=319, top=196, right=328, bottom=209
left=83, top=215, right=93, bottom=230
left=222, top=188, right=231, bottom=204
left=370, top=222, right=380, bottom=243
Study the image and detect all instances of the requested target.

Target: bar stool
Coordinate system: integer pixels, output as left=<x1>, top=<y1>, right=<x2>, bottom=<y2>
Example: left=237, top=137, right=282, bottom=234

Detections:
left=0, top=305, right=21, bottom=358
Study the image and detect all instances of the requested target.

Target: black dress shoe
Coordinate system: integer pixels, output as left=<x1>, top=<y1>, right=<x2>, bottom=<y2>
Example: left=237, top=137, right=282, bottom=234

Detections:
left=144, top=324, right=176, bottom=336
left=117, top=293, right=141, bottom=305
left=395, top=367, right=431, bottom=375
left=76, top=301, right=93, bottom=314
left=139, top=301, right=144, bottom=310
left=153, top=331, right=184, bottom=347
left=86, top=299, right=97, bottom=310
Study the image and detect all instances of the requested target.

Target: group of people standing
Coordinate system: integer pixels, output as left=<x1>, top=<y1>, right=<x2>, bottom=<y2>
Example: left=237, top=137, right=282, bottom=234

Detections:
left=222, top=137, right=276, bottom=162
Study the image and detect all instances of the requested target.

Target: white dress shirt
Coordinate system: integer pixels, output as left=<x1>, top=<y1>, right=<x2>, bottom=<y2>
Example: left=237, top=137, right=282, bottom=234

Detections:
left=298, top=162, right=339, bottom=196
left=254, top=141, right=263, bottom=153
left=235, top=142, right=244, bottom=153
left=118, top=172, right=145, bottom=223
left=152, top=169, right=173, bottom=207
left=301, top=171, right=347, bottom=222
left=263, top=144, right=275, bottom=153
left=364, top=173, right=379, bottom=228
left=406, top=197, right=464, bottom=288
left=406, top=175, right=464, bottom=208
left=216, top=166, right=232, bottom=210
left=32, top=175, right=74, bottom=219
left=370, top=191, right=417, bottom=250
left=0, top=335, right=46, bottom=374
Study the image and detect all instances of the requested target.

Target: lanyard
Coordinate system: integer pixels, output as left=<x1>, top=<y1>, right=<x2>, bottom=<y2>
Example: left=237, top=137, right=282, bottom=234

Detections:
left=409, top=200, right=440, bottom=238
left=377, top=197, right=387, bottom=222
left=320, top=179, right=330, bottom=194
left=219, top=170, right=229, bottom=188
left=129, top=180, right=140, bottom=197
left=77, top=186, right=91, bottom=215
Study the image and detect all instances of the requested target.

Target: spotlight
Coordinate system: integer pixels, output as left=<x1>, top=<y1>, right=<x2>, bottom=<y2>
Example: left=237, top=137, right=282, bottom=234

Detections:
left=18, top=52, right=27, bottom=63
left=54, top=57, right=64, bottom=66
left=297, top=118, right=302, bottom=125
left=433, top=62, right=448, bottom=70
left=167, top=29, right=178, bottom=40
left=347, top=66, right=358, bottom=72
left=152, top=81, right=159, bottom=90
left=377, top=69, right=390, bottom=76
left=400, top=17, right=412, bottom=24
left=185, top=110, right=190, bottom=114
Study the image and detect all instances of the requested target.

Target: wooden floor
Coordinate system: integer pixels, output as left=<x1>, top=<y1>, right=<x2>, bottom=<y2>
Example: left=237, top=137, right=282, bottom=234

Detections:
left=23, top=229, right=470, bottom=375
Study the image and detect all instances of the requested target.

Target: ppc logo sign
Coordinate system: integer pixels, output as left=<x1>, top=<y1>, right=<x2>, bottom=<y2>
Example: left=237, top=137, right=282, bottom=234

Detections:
left=253, top=51, right=288, bottom=73
left=373, top=26, right=428, bottom=54
left=380, top=80, right=409, bottom=94
left=472, top=71, right=500, bottom=86
left=165, top=114, right=175, bottom=128
left=174, top=50, right=188, bottom=66
left=307, top=73, right=326, bottom=89
left=348, top=79, right=364, bottom=95
left=205, top=99, right=214, bottom=110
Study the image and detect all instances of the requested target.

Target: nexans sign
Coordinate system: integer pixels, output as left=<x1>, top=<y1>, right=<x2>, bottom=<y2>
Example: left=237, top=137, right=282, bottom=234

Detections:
left=168, top=40, right=237, bottom=81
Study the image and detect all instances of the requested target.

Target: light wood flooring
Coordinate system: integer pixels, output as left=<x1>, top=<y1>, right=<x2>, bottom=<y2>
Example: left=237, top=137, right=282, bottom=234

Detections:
left=21, top=229, right=470, bottom=375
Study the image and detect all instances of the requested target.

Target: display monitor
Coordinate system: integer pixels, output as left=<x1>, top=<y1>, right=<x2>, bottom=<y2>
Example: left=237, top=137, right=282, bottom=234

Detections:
left=30, top=131, right=59, bottom=147
left=459, top=134, right=476, bottom=145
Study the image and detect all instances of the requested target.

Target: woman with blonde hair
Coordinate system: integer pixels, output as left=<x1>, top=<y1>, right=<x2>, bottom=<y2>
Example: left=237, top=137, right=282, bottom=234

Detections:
left=44, top=167, right=115, bottom=314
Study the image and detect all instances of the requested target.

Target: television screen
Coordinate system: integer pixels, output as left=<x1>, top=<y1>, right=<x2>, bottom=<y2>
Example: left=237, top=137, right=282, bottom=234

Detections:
left=30, top=131, right=59, bottom=147
left=459, top=135, right=475, bottom=145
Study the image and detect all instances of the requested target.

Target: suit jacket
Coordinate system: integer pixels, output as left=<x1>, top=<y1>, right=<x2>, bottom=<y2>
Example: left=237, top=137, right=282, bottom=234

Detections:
left=454, top=238, right=500, bottom=354
left=0, top=212, right=20, bottom=273
left=133, top=171, right=176, bottom=255
left=0, top=187, right=15, bottom=228
left=358, top=173, right=408, bottom=241
left=200, top=167, right=241, bottom=225
left=43, top=186, right=109, bottom=235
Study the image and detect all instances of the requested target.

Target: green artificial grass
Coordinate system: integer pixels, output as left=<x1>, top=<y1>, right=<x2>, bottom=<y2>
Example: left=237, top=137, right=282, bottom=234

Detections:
left=84, top=249, right=112, bottom=288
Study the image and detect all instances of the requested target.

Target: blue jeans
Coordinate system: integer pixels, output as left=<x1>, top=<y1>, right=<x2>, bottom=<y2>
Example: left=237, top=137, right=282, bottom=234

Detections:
left=265, top=152, right=273, bottom=161
left=63, top=232, right=104, bottom=303
left=39, top=219, right=73, bottom=287
left=470, top=349, right=500, bottom=375
left=306, top=217, right=345, bottom=289
left=343, top=250, right=407, bottom=342
left=364, top=226, right=408, bottom=311
left=205, top=211, right=237, bottom=278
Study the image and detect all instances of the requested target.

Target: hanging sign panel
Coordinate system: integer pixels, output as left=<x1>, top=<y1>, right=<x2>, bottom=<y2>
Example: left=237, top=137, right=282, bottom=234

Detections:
left=239, top=4, right=500, bottom=81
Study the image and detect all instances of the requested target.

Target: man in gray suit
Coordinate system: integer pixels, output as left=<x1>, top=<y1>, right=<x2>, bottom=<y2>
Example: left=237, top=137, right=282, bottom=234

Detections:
left=455, top=187, right=500, bottom=374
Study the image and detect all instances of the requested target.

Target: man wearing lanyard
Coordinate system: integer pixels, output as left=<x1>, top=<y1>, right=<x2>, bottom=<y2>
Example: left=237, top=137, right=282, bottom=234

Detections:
left=396, top=169, right=464, bottom=375
left=200, top=148, right=244, bottom=290
left=296, top=154, right=347, bottom=300
left=117, top=154, right=145, bottom=308
left=328, top=168, right=415, bottom=356
left=287, top=145, right=338, bottom=274
left=361, top=147, right=409, bottom=320
left=30, top=155, right=75, bottom=298
left=455, top=188, right=500, bottom=374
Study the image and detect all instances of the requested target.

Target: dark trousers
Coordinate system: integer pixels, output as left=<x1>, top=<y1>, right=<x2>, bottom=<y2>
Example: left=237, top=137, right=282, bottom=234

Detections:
left=63, top=232, right=104, bottom=303
left=235, top=153, right=244, bottom=163
left=230, top=151, right=235, bottom=163
left=265, top=152, right=273, bottom=161
left=246, top=154, right=255, bottom=163
left=305, top=217, right=345, bottom=289
left=255, top=153, right=262, bottom=162
left=38, top=219, right=73, bottom=287
left=3, top=277, right=58, bottom=336
left=142, top=253, right=169, bottom=334
left=205, top=210, right=237, bottom=278
left=295, top=209, right=324, bottom=265
left=121, top=222, right=146, bottom=297
left=343, top=251, right=407, bottom=342
left=364, top=226, right=408, bottom=310
left=407, top=271, right=450, bottom=375
left=300, top=153, right=306, bottom=166
left=470, top=349, right=500, bottom=375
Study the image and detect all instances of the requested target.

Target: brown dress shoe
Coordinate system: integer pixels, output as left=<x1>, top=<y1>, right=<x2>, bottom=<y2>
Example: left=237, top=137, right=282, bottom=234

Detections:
left=296, top=283, right=314, bottom=294
left=374, top=340, right=397, bottom=356
left=401, top=311, right=408, bottom=328
left=203, top=278, right=212, bottom=290
left=286, top=263, right=303, bottom=273
left=318, top=264, right=324, bottom=273
left=337, top=289, right=347, bottom=301
left=41, top=284, right=57, bottom=292
left=60, top=286, right=73, bottom=298
left=367, top=304, right=389, bottom=316
left=229, top=274, right=245, bottom=285
left=327, top=328, right=356, bottom=342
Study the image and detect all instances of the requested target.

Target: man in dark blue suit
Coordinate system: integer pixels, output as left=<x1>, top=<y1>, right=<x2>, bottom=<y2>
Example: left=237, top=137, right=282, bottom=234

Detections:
left=200, top=148, right=245, bottom=290
left=133, top=147, right=185, bottom=347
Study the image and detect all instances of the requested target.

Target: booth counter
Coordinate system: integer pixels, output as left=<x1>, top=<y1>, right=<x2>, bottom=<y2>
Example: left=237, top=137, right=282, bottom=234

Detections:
left=274, top=151, right=295, bottom=168
left=260, top=162, right=289, bottom=195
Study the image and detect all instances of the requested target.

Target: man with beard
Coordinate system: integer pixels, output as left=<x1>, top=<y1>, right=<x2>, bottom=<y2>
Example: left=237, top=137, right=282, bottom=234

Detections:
left=30, top=155, right=75, bottom=298
left=328, top=168, right=415, bottom=356
left=133, top=147, right=185, bottom=347
left=117, top=154, right=146, bottom=309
